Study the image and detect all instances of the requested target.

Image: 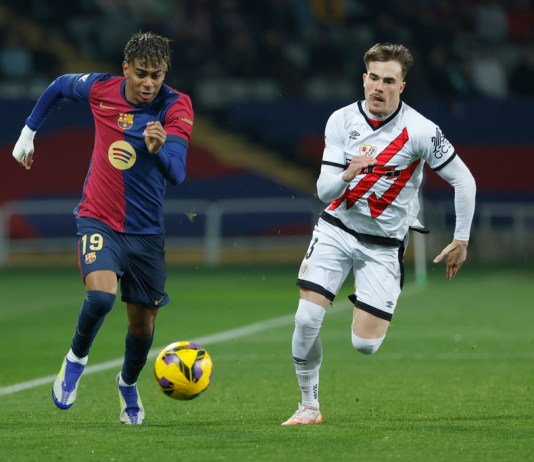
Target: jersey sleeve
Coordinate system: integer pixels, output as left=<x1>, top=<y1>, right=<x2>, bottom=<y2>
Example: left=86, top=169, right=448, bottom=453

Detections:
left=322, top=109, right=347, bottom=168
left=316, top=109, right=352, bottom=202
left=411, top=117, right=456, bottom=171
left=25, top=73, right=111, bottom=130
left=153, top=92, right=194, bottom=185
left=154, top=141, right=187, bottom=186
left=70, top=73, right=112, bottom=101
left=435, top=156, right=476, bottom=241
left=163, top=93, right=194, bottom=147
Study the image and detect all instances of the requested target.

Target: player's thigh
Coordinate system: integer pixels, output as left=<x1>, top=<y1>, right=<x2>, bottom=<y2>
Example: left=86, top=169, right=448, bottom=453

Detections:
left=352, top=308, right=390, bottom=339
left=297, top=222, right=353, bottom=302
left=353, top=244, right=403, bottom=319
left=77, top=217, right=123, bottom=290
left=300, top=288, right=332, bottom=309
left=85, top=270, right=118, bottom=293
left=120, top=233, right=169, bottom=309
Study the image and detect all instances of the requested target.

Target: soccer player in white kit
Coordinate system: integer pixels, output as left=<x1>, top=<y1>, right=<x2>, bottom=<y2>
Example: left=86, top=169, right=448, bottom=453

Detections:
left=282, top=43, right=476, bottom=425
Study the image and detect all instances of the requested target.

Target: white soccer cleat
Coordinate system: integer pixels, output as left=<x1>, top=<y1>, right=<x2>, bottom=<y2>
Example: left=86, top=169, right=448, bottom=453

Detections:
left=117, top=373, right=145, bottom=425
left=52, top=356, right=85, bottom=410
left=282, top=403, right=323, bottom=426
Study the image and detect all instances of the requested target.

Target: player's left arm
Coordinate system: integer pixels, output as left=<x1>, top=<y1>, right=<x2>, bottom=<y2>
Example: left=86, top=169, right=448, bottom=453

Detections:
left=432, top=156, right=476, bottom=280
left=149, top=94, right=193, bottom=186
left=152, top=131, right=188, bottom=186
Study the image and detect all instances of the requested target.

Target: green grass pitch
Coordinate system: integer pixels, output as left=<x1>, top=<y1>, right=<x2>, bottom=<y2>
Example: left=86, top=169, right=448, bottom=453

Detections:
left=0, top=263, right=533, bottom=461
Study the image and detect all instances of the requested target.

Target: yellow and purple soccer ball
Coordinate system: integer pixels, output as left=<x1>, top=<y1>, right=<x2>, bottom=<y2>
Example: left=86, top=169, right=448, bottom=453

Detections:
left=154, top=341, right=213, bottom=400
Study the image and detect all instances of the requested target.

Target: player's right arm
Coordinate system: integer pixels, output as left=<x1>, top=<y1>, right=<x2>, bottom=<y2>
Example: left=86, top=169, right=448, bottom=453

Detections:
left=316, top=110, right=375, bottom=203
left=12, top=73, right=104, bottom=169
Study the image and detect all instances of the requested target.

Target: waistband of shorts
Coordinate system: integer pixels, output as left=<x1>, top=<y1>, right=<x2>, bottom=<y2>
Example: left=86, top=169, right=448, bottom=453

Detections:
left=319, top=211, right=403, bottom=247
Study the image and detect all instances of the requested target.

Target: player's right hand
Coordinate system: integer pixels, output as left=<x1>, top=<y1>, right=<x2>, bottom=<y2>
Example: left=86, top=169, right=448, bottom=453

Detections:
left=342, top=155, right=377, bottom=182
left=12, top=125, right=36, bottom=170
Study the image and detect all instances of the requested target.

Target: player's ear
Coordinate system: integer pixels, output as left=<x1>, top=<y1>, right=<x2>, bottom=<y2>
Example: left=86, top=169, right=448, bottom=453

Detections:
left=122, top=61, right=129, bottom=77
left=399, top=81, right=406, bottom=93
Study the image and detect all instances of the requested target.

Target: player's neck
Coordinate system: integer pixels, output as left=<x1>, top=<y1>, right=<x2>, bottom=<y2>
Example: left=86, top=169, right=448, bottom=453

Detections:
left=362, top=101, right=391, bottom=122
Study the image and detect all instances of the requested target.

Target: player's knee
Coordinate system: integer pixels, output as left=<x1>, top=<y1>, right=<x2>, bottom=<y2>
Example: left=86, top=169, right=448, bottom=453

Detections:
left=86, top=290, right=116, bottom=317
left=351, top=331, right=385, bottom=355
left=295, top=300, right=326, bottom=330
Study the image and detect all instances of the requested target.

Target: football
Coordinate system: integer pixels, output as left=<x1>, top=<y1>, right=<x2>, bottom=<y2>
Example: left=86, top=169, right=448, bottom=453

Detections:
left=154, top=341, right=213, bottom=400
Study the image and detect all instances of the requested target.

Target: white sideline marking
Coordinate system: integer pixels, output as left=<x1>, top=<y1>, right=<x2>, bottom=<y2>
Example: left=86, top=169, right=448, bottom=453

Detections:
left=0, top=312, right=304, bottom=396
left=0, top=283, right=423, bottom=396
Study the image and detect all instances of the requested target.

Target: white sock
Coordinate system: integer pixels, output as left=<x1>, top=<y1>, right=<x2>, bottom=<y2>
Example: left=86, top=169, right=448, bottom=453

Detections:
left=67, top=348, right=88, bottom=365
left=291, top=299, right=326, bottom=409
left=351, top=331, right=385, bottom=355
left=118, top=372, right=136, bottom=387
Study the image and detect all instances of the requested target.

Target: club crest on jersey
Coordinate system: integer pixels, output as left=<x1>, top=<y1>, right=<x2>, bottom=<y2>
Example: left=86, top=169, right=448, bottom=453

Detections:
left=117, top=113, right=134, bottom=130
left=85, top=252, right=96, bottom=264
left=359, top=144, right=377, bottom=157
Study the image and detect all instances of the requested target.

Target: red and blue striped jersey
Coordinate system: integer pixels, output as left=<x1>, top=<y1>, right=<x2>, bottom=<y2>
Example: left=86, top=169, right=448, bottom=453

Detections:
left=26, top=73, right=194, bottom=234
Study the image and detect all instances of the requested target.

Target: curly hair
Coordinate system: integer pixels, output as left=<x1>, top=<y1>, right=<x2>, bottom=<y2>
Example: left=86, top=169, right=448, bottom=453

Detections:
left=123, top=31, right=172, bottom=70
left=364, top=43, right=414, bottom=79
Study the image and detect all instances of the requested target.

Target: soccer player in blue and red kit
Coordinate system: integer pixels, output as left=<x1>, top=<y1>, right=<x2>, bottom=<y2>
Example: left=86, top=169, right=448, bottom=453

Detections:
left=12, top=32, right=194, bottom=424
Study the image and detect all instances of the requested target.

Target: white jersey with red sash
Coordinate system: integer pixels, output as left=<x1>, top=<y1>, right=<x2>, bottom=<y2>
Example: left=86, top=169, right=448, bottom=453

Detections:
left=322, top=100, right=455, bottom=241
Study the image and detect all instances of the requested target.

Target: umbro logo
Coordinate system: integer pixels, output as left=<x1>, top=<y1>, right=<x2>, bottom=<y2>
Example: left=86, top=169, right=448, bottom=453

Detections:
left=349, top=130, right=360, bottom=139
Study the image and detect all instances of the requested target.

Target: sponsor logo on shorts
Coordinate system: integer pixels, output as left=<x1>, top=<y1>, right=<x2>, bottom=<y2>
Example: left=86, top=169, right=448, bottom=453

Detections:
left=154, top=295, right=165, bottom=306
left=299, top=262, right=309, bottom=277
left=85, top=252, right=96, bottom=264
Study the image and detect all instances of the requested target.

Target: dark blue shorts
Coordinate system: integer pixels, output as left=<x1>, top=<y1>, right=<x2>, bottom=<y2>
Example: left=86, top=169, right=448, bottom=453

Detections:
left=76, top=217, right=169, bottom=309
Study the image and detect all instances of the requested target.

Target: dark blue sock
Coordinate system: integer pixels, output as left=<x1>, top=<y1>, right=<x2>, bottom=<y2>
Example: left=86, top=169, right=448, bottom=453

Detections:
left=71, top=290, right=116, bottom=358
left=121, top=331, right=154, bottom=385
left=121, top=329, right=155, bottom=385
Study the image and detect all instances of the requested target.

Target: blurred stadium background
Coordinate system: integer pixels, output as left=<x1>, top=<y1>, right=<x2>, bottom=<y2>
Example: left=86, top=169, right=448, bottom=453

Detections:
left=1, top=0, right=533, bottom=269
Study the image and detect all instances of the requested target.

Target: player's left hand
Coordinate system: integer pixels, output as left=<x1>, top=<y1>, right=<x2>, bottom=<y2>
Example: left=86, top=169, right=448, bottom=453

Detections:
left=433, top=239, right=468, bottom=280
left=144, top=121, right=166, bottom=154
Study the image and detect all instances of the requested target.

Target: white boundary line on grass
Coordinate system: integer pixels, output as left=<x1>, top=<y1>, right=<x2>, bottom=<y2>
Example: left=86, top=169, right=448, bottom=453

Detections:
left=0, top=283, right=423, bottom=396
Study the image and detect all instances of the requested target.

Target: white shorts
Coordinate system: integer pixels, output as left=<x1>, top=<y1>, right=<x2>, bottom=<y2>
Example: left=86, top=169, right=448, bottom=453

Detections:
left=297, top=217, right=405, bottom=320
